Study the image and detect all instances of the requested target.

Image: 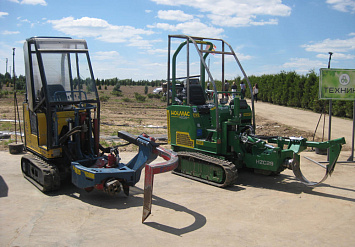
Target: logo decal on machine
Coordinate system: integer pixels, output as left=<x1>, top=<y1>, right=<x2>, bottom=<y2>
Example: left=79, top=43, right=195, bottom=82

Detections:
left=256, top=160, right=274, bottom=166
left=170, top=110, right=190, bottom=119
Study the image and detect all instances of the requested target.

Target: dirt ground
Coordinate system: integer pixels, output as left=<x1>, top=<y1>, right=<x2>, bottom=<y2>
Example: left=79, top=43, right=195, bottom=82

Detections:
left=0, top=85, right=326, bottom=151
left=1, top=86, right=354, bottom=247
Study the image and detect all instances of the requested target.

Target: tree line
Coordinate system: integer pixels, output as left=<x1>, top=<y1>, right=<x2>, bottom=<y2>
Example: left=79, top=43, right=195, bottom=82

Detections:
left=244, top=70, right=353, bottom=119
left=1, top=71, right=353, bottom=118
left=95, top=78, right=164, bottom=87
left=0, top=72, right=26, bottom=91
left=0, top=73, right=164, bottom=91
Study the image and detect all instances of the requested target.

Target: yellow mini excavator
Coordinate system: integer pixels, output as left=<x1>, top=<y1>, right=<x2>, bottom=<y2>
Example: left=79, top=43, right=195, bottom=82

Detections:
left=21, top=37, right=177, bottom=222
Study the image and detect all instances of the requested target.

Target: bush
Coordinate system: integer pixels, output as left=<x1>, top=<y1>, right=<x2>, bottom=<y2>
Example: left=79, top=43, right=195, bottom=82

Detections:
left=144, top=85, right=148, bottom=94
left=112, top=91, right=123, bottom=97
left=122, top=97, right=132, bottom=102
left=0, top=90, right=9, bottom=98
left=134, top=92, right=146, bottom=102
left=147, top=93, right=161, bottom=99
left=113, top=83, right=121, bottom=92
left=100, top=95, right=110, bottom=102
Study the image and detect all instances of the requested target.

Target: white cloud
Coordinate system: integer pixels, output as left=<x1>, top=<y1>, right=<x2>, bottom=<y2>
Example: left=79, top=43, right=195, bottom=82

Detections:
left=21, top=0, right=47, bottom=5
left=208, top=14, right=278, bottom=27
left=16, top=17, right=37, bottom=27
left=0, top=12, right=9, bottom=18
left=148, top=23, right=178, bottom=31
left=221, top=52, right=253, bottom=63
left=157, top=10, right=194, bottom=21
left=92, top=51, right=120, bottom=60
left=145, top=48, right=167, bottom=54
left=142, top=62, right=165, bottom=67
left=2, top=30, right=20, bottom=35
left=149, top=20, right=224, bottom=37
left=48, top=17, right=155, bottom=47
left=250, top=18, right=279, bottom=26
left=235, top=53, right=253, bottom=61
left=326, top=0, right=355, bottom=13
left=207, top=14, right=252, bottom=27
left=302, top=36, right=355, bottom=55
left=177, top=20, right=224, bottom=37
left=301, top=34, right=355, bottom=67
left=317, top=53, right=355, bottom=60
left=282, top=58, right=325, bottom=73
left=152, top=0, right=291, bottom=27
left=11, top=0, right=47, bottom=5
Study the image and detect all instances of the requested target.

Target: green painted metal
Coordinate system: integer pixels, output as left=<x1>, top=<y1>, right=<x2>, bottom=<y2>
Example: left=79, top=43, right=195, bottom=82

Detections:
left=179, top=158, right=224, bottom=183
left=171, top=40, right=213, bottom=105
left=167, top=36, right=346, bottom=186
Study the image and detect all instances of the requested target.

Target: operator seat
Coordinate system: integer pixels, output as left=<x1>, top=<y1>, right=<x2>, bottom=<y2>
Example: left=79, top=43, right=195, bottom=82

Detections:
left=189, top=84, right=210, bottom=114
left=47, top=84, right=68, bottom=102
left=229, top=99, right=248, bottom=109
left=189, top=84, right=206, bottom=105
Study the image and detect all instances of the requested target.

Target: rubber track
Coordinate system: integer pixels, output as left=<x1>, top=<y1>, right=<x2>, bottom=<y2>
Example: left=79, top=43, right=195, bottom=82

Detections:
left=21, top=154, right=60, bottom=192
left=173, top=151, right=238, bottom=187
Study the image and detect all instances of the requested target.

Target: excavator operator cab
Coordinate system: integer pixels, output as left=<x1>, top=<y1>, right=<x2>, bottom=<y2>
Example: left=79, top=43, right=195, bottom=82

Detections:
left=23, top=37, right=100, bottom=158
left=24, top=37, right=99, bottom=111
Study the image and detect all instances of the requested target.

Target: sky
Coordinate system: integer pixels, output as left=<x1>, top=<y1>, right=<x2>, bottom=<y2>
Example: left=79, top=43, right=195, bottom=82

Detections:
left=0, top=0, right=354, bottom=81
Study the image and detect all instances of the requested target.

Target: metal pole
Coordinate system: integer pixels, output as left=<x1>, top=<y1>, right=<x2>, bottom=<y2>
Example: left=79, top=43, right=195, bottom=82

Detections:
left=348, top=101, right=355, bottom=161
left=327, top=52, right=333, bottom=161
left=222, top=41, right=225, bottom=97
left=327, top=52, right=333, bottom=69
left=328, top=100, right=332, bottom=141
left=13, top=48, right=17, bottom=143
left=167, top=36, right=171, bottom=106
left=328, top=52, right=333, bottom=140
left=186, top=38, right=190, bottom=105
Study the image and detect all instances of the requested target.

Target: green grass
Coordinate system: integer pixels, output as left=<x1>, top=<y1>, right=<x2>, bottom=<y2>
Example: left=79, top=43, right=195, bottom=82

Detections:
left=0, top=122, right=13, bottom=131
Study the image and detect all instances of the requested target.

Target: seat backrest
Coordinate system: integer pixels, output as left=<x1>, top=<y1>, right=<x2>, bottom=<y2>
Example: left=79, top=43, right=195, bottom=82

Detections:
left=47, top=84, right=67, bottom=102
left=189, top=84, right=206, bottom=105
left=229, top=99, right=249, bottom=109
left=239, top=99, right=248, bottom=109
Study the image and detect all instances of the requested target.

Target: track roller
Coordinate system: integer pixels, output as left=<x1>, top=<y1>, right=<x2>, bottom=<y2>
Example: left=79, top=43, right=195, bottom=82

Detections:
left=21, top=154, right=60, bottom=192
left=173, top=151, right=238, bottom=187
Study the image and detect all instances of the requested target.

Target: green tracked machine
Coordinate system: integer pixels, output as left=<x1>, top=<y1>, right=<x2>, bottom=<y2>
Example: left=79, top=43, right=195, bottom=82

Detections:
left=166, top=35, right=345, bottom=187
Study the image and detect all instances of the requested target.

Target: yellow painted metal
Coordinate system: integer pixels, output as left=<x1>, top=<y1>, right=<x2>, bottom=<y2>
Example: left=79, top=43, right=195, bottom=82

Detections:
left=176, top=131, right=194, bottom=148
left=167, top=110, right=171, bottom=144
left=23, top=103, right=79, bottom=159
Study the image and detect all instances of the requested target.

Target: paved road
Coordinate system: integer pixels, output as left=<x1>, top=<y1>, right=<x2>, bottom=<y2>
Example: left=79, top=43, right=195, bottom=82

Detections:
left=249, top=100, right=353, bottom=151
left=1, top=150, right=355, bottom=247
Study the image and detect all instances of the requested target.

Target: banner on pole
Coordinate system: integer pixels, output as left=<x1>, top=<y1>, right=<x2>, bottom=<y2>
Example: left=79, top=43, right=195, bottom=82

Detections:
left=319, top=68, right=355, bottom=100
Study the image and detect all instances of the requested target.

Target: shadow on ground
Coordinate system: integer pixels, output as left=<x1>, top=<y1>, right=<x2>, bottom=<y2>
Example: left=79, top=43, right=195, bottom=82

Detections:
left=46, top=182, right=207, bottom=236
left=230, top=170, right=355, bottom=203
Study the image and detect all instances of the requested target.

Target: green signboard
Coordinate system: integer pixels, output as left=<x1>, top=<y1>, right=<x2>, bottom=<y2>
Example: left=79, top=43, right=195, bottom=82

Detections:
left=319, top=68, right=355, bottom=100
